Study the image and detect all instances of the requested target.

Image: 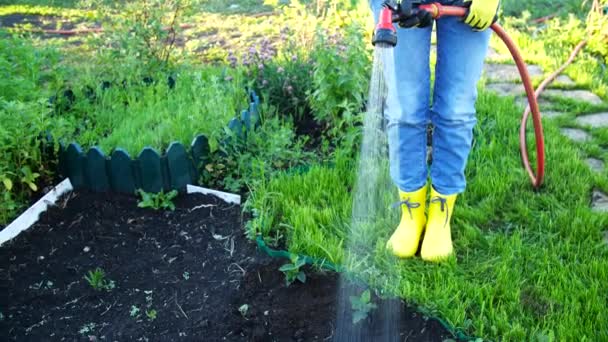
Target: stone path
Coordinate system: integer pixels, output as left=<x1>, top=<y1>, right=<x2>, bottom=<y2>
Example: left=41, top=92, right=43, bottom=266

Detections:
left=481, top=46, right=608, bottom=213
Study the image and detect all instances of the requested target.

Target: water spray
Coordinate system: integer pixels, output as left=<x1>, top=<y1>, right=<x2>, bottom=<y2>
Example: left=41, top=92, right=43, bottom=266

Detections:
left=372, top=1, right=546, bottom=189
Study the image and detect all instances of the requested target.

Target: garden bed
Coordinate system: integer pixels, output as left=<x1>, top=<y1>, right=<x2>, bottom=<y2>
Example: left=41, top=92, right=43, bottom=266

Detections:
left=0, top=190, right=452, bottom=341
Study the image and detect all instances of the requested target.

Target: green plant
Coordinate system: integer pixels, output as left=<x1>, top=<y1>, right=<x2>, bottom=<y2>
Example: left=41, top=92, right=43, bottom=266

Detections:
left=87, top=0, right=193, bottom=75
left=130, top=305, right=140, bottom=317
left=278, top=255, right=307, bottom=286
left=137, top=189, right=178, bottom=211
left=0, top=35, right=71, bottom=225
left=79, top=322, right=97, bottom=335
left=241, top=32, right=314, bottom=119
left=145, top=309, right=157, bottom=321
left=238, top=304, right=249, bottom=317
left=201, top=112, right=313, bottom=193
left=350, top=289, right=377, bottom=324
left=83, top=268, right=115, bottom=291
left=308, top=24, right=370, bottom=137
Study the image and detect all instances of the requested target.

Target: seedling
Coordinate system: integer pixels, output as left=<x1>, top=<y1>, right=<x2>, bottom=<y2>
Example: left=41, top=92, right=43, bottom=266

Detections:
left=146, top=309, right=157, bottom=321
left=79, top=322, right=96, bottom=335
left=350, top=290, right=377, bottom=324
left=137, top=189, right=178, bottom=211
left=130, top=305, right=140, bottom=317
left=84, top=268, right=115, bottom=291
left=278, top=255, right=306, bottom=286
left=238, top=304, right=249, bottom=317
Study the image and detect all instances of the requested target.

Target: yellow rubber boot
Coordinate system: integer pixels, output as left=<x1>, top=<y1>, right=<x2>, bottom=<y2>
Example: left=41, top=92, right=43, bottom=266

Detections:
left=421, top=187, right=457, bottom=262
left=386, top=186, right=427, bottom=258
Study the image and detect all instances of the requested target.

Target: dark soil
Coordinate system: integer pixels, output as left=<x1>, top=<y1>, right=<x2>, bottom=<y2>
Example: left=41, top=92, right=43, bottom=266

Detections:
left=0, top=191, right=454, bottom=341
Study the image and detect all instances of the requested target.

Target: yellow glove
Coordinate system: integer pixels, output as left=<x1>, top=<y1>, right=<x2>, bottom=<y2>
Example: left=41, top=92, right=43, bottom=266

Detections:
left=464, top=0, right=500, bottom=30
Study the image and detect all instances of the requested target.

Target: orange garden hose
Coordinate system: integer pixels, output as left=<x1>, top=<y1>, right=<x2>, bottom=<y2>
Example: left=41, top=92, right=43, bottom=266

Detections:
left=420, top=3, right=546, bottom=188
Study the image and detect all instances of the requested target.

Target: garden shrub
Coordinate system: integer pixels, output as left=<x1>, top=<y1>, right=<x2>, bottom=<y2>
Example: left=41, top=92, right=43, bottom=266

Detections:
left=309, top=23, right=370, bottom=137
left=0, top=35, right=72, bottom=225
left=85, top=0, right=193, bottom=76
left=201, top=107, right=314, bottom=193
left=241, top=33, right=314, bottom=120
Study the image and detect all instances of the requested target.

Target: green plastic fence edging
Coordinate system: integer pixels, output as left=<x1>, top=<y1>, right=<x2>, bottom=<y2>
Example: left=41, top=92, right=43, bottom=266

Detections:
left=255, top=234, right=478, bottom=342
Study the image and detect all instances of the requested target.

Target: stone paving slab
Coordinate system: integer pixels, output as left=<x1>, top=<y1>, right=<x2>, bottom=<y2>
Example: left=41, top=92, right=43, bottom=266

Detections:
left=553, top=75, right=575, bottom=86
left=592, top=190, right=608, bottom=212
left=586, top=158, right=605, bottom=173
left=515, top=96, right=553, bottom=109
left=483, top=64, right=543, bottom=82
left=542, top=89, right=604, bottom=105
left=486, top=83, right=525, bottom=96
left=575, top=112, right=608, bottom=128
left=561, top=128, right=591, bottom=142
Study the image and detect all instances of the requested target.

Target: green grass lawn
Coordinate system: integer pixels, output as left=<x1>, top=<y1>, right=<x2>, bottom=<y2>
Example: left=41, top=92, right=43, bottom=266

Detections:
left=247, top=90, right=608, bottom=340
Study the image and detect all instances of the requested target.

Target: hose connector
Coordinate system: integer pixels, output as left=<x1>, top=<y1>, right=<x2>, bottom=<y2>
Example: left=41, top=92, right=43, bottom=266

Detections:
left=372, top=7, right=397, bottom=47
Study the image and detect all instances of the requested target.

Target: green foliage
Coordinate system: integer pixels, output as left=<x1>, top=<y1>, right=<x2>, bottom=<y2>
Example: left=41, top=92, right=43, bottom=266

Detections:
left=145, top=309, right=157, bottom=321
left=86, top=0, right=193, bottom=74
left=586, top=0, right=608, bottom=63
left=501, top=0, right=589, bottom=18
left=201, top=111, right=313, bottom=193
left=130, top=305, right=140, bottom=317
left=0, top=35, right=72, bottom=225
left=43, top=65, right=247, bottom=156
left=83, top=268, right=115, bottom=291
left=309, top=24, right=370, bottom=137
left=350, top=289, right=377, bottom=324
left=278, top=255, right=307, bottom=286
left=137, top=189, right=178, bottom=211
left=238, top=304, right=249, bottom=317
left=243, top=33, right=314, bottom=120
left=245, top=147, right=353, bottom=255
left=78, top=322, right=97, bottom=335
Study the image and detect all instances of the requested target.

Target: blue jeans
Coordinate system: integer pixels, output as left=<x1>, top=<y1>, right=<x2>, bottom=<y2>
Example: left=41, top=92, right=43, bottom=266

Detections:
left=371, top=1, right=491, bottom=195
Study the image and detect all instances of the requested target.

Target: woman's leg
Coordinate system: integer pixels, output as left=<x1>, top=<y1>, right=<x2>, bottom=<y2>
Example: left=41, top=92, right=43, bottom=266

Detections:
left=431, top=16, right=491, bottom=195
left=421, top=16, right=491, bottom=262
left=370, top=1, right=433, bottom=257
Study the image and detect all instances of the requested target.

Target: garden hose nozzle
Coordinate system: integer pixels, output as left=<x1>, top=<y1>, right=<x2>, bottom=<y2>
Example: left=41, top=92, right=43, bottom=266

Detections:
left=372, top=6, right=397, bottom=46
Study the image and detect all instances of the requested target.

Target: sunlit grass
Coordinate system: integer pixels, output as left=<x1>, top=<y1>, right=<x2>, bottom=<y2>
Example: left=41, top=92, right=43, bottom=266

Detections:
left=247, top=90, right=608, bottom=340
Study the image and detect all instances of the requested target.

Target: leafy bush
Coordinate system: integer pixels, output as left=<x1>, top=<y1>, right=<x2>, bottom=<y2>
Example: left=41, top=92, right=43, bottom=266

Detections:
left=586, top=0, right=608, bottom=63
left=0, top=36, right=72, bottom=225
left=86, top=0, right=193, bottom=76
left=201, top=108, right=314, bottom=193
left=241, top=34, right=314, bottom=120
left=309, top=24, right=370, bottom=137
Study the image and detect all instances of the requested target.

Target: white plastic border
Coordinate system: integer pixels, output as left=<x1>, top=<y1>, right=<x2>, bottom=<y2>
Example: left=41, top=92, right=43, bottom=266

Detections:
left=186, top=184, right=241, bottom=205
left=0, top=178, right=73, bottom=246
